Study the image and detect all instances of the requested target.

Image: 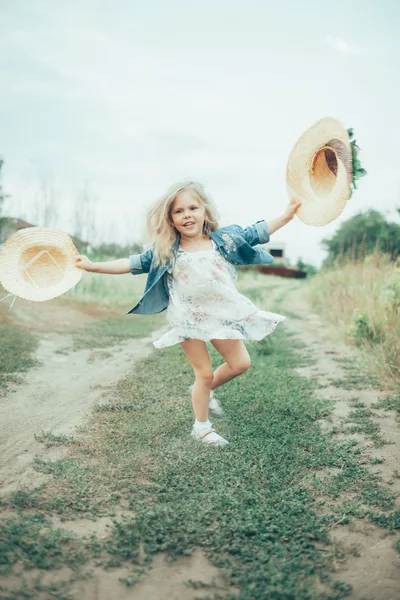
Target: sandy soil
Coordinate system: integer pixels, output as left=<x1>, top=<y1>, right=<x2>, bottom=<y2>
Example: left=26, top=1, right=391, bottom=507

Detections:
left=1, top=286, right=400, bottom=599
left=0, top=299, right=166, bottom=495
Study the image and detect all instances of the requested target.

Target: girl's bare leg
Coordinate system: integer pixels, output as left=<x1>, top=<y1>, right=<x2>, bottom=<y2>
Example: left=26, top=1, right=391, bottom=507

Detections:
left=209, top=339, right=251, bottom=391
left=180, top=339, right=213, bottom=422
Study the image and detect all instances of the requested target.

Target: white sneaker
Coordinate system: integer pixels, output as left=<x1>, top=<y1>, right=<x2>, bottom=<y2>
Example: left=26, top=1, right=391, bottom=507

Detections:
left=188, top=385, right=224, bottom=418
left=191, top=425, right=229, bottom=447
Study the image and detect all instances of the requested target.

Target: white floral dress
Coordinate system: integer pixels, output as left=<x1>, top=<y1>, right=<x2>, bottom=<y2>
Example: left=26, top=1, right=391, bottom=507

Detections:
left=153, top=239, right=286, bottom=349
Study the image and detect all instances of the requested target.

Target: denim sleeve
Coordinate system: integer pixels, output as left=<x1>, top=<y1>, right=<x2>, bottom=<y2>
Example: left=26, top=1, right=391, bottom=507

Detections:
left=128, top=248, right=153, bottom=274
left=231, top=220, right=270, bottom=246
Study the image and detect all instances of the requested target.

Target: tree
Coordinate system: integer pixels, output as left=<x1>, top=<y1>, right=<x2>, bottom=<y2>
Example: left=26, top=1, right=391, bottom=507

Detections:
left=91, top=241, right=143, bottom=259
left=322, top=209, right=400, bottom=265
left=296, top=257, right=305, bottom=270
left=33, top=176, right=59, bottom=227
left=296, top=257, right=318, bottom=276
left=73, top=182, right=98, bottom=246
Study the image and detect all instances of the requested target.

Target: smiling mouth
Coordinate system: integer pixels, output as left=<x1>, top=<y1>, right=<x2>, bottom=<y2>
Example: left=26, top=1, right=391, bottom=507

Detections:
left=183, top=222, right=195, bottom=227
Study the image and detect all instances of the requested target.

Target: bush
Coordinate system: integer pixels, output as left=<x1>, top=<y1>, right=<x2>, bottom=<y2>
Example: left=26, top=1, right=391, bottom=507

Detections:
left=322, top=209, right=400, bottom=266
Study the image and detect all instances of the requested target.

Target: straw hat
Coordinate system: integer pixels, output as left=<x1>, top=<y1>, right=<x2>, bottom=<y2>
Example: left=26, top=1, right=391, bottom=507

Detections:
left=0, top=227, right=83, bottom=302
left=286, top=117, right=366, bottom=226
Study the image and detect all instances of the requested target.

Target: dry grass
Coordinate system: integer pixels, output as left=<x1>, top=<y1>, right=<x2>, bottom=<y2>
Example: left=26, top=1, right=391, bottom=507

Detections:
left=307, top=253, right=400, bottom=389
left=62, top=271, right=148, bottom=308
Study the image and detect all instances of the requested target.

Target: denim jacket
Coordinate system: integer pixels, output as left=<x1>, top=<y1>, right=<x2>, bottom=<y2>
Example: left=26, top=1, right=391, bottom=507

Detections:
left=127, top=220, right=273, bottom=315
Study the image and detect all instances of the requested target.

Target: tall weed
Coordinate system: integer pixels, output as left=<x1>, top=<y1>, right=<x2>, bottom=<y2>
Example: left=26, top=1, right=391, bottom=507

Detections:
left=307, top=253, right=400, bottom=388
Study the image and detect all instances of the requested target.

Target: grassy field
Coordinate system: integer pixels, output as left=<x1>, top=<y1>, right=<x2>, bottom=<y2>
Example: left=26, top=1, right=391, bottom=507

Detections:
left=1, top=278, right=399, bottom=599
left=63, top=269, right=148, bottom=309
left=307, top=254, right=400, bottom=390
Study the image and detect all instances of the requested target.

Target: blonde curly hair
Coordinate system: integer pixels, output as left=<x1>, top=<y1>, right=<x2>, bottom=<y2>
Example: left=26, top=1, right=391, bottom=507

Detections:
left=145, top=179, right=220, bottom=267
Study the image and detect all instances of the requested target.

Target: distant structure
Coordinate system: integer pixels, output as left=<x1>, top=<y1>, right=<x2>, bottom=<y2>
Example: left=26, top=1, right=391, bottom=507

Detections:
left=260, top=241, right=286, bottom=263
left=258, top=240, right=306, bottom=279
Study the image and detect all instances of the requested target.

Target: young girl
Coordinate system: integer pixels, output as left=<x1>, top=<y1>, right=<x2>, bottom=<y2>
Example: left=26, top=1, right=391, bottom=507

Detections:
left=76, top=180, right=301, bottom=447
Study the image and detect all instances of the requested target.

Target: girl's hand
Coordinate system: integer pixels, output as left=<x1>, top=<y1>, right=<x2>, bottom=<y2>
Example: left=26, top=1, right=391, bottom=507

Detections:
left=284, top=200, right=302, bottom=221
left=75, top=255, right=94, bottom=271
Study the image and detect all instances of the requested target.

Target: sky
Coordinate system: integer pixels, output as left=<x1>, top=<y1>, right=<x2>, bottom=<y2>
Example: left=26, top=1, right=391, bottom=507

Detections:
left=1, top=0, right=399, bottom=266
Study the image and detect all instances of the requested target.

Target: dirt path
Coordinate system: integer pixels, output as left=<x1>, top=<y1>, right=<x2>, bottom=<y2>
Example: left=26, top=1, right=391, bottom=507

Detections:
left=0, top=300, right=167, bottom=496
left=280, top=283, right=400, bottom=600
left=1, top=285, right=399, bottom=599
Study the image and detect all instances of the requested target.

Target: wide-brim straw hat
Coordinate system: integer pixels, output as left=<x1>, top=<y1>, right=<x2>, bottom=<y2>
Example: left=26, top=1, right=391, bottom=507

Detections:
left=0, top=227, right=83, bottom=302
left=286, top=117, right=354, bottom=226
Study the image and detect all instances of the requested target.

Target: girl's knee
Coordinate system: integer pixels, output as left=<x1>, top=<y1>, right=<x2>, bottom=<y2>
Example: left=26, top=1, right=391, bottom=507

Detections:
left=195, top=369, right=214, bottom=386
left=232, top=357, right=251, bottom=375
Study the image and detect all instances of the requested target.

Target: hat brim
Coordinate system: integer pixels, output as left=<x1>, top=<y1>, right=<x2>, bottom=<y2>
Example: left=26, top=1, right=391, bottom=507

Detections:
left=0, top=227, right=83, bottom=301
left=286, top=117, right=352, bottom=226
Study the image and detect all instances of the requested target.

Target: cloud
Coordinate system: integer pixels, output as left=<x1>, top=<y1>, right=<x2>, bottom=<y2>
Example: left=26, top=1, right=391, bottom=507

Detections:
left=325, top=35, right=369, bottom=55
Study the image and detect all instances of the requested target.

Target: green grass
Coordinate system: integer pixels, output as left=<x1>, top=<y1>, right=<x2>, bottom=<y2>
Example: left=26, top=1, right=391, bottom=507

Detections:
left=63, top=271, right=148, bottom=308
left=0, top=513, right=85, bottom=574
left=1, top=280, right=399, bottom=599
left=0, top=324, right=39, bottom=395
left=71, top=312, right=165, bottom=350
left=372, top=396, right=400, bottom=414
left=342, top=407, right=389, bottom=448
left=33, top=432, right=77, bottom=448
left=328, top=369, right=382, bottom=391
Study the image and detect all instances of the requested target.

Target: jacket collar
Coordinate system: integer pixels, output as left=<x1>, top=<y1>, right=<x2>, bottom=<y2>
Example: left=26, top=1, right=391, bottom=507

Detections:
left=172, top=230, right=224, bottom=252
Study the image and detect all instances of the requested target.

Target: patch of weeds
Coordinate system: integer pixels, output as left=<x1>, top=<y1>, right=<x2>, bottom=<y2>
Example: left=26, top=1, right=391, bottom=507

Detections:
left=329, top=358, right=382, bottom=391
left=347, top=310, right=384, bottom=347
left=368, top=508, right=400, bottom=532
left=349, top=544, right=362, bottom=557
left=29, top=457, right=119, bottom=516
left=312, top=462, right=395, bottom=512
left=119, top=566, right=150, bottom=588
left=370, top=457, right=385, bottom=465
left=330, top=580, right=353, bottom=596
left=0, top=513, right=86, bottom=573
left=329, top=371, right=380, bottom=390
left=332, top=357, right=350, bottom=364
left=6, top=489, right=41, bottom=511
left=34, top=431, right=76, bottom=448
left=343, top=407, right=387, bottom=447
left=348, top=398, right=366, bottom=409
left=361, top=482, right=395, bottom=511
left=372, top=396, right=400, bottom=414
left=184, top=579, right=216, bottom=590
left=0, top=324, right=39, bottom=394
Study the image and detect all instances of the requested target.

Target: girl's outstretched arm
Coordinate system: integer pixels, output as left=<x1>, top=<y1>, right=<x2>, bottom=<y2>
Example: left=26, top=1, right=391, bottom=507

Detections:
left=267, top=200, right=302, bottom=235
left=75, top=255, right=131, bottom=274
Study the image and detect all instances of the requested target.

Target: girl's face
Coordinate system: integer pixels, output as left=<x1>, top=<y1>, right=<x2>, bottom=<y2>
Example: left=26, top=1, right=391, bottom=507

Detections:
left=170, top=189, right=207, bottom=238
